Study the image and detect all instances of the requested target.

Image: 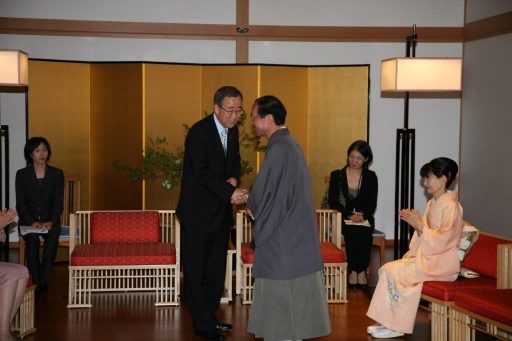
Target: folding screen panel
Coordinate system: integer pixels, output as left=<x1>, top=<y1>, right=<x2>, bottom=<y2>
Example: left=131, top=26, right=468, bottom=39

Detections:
left=28, top=61, right=368, bottom=210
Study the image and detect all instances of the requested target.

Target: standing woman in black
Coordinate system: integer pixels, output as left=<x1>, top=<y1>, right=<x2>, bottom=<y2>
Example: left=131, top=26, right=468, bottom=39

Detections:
left=16, top=137, right=64, bottom=293
left=328, top=140, right=378, bottom=288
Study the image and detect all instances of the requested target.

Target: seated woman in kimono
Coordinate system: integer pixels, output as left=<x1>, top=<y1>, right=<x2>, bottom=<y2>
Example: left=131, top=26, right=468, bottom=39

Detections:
left=366, top=157, right=463, bottom=338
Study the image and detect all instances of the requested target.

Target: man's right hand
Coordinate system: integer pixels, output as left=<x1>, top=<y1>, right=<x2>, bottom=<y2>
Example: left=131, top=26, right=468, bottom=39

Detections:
left=231, top=188, right=249, bottom=204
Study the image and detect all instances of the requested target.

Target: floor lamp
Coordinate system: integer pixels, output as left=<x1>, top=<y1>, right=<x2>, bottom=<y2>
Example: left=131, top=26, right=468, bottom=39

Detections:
left=380, top=26, right=462, bottom=259
left=0, top=49, right=29, bottom=261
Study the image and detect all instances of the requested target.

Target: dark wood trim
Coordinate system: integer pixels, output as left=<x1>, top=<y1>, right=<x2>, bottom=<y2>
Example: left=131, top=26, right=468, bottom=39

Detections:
left=0, top=17, right=238, bottom=39
left=0, top=17, right=463, bottom=42
left=246, top=25, right=463, bottom=42
left=236, top=0, right=249, bottom=63
left=464, top=11, right=512, bottom=41
left=236, top=0, right=249, bottom=28
left=236, top=37, right=249, bottom=64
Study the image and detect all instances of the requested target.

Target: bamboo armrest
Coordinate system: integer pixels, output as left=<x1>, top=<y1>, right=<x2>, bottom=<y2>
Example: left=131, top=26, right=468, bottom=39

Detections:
left=497, top=243, right=512, bottom=289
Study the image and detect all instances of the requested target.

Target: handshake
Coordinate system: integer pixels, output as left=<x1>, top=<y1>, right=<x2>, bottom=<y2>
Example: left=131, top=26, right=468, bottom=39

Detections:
left=231, top=187, right=249, bottom=205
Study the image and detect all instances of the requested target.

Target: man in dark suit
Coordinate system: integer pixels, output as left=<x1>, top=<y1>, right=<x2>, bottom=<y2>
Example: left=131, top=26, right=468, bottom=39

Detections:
left=177, top=86, right=248, bottom=341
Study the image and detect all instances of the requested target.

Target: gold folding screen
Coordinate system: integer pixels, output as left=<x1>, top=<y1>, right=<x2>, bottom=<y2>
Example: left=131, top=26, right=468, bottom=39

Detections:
left=28, top=62, right=368, bottom=209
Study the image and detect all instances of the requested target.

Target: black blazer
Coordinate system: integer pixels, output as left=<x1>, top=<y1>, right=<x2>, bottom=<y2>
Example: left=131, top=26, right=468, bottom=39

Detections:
left=15, top=165, right=64, bottom=227
left=177, top=114, right=241, bottom=229
left=328, top=167, right=378, bottom=228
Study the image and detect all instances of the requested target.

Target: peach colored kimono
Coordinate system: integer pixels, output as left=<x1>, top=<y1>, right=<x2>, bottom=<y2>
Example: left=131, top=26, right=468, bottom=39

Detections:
left=366, top=191, right=464, bottom=334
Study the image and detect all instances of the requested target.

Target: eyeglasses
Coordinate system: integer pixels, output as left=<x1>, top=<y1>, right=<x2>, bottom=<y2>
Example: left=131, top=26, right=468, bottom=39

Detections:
left=218, top=105, right=243, bottom=116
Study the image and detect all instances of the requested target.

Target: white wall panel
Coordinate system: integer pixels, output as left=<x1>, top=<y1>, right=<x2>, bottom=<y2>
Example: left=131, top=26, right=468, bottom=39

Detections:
left=465, top=0, right=512, bottom=23
left=0, top=0, right=236, bottom=24
left=250, top=41, right=462, bottom=238
left=0, top=35, right=236, bottom=63
left=460, top=33, right=512, bottom=237
left=0, top=92, right=28, bottom=242
left=250, top=0, right=464, bottom=26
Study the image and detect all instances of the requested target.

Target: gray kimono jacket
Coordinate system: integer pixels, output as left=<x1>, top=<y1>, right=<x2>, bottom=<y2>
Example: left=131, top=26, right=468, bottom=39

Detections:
left=247, top=128, right=324, bottom=280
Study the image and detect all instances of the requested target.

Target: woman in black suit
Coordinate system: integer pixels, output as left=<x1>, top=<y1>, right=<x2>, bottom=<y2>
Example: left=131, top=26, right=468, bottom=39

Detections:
left=328, top=140, right=378, bottom=288
left=16, top=137, right=63, bottom=293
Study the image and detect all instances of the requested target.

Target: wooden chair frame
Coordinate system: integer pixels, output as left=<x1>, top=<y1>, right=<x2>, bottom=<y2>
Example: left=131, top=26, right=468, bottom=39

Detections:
left=235, top=209, right=347, bottom=304
left=450, top=303, right=512, bottom=341
left=422, top=236, right=512, bottom=341
left=11, top=284, right=36, bottom=339
left=67, top=210, right=180, bottom=308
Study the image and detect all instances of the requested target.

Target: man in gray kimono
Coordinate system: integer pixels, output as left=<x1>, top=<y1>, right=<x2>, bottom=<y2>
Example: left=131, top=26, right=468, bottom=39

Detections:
left=246, top=95, right=331, bottom=341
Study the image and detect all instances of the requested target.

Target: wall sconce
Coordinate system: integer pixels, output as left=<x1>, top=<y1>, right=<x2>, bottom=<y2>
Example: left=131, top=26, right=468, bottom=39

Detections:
left=0, top=50, right=29, bottom=86
left=380, top=25, right=462, bottom=259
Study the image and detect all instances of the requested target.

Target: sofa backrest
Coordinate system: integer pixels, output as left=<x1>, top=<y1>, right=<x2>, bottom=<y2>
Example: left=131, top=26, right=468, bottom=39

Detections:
left=90, top=211, right=160, bottom=244
left=461, top=233, right=511, bottom=279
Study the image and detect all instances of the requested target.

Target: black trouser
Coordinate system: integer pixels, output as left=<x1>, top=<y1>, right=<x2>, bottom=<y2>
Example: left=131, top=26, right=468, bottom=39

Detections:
left=343, top=224, right=373, bottom=273
left=181, top=219, right=230, bottom=332
left=23, top=225, right=61, bottom=287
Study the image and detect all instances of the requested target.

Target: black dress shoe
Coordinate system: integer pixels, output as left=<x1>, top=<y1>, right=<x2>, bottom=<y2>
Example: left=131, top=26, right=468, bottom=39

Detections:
left=195, top=330, right=225, bottom=340
left=215, top=322, right=233, bottom=333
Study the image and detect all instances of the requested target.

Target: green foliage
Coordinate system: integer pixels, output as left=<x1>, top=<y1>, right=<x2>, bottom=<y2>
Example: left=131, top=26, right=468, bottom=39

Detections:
left=113, top=111, right=264, bottom=190
left=113, top=137, right=184, bottom=190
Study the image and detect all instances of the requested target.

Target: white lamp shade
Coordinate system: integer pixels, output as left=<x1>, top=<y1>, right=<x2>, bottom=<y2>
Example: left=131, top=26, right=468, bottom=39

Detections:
left=381, top=57, right=462, bottom=92
left=0, top=50, right=29, bottom=86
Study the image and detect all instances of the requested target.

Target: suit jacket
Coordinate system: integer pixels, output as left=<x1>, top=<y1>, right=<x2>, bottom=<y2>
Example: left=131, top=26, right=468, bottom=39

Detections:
left=15, top=165, right=64, bottom=227
left=177, top=114, right=241, bottom=229
left=328, top=167, right=378, bottom=228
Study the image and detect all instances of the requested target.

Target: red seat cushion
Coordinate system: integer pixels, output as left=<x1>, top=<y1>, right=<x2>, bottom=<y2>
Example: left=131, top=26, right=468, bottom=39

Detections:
left=320, top=242, right=346, bottom=263
left=90, top=211, right=160, bottom=244
left=70, top=243, right=176, bottom=266
left=422, top=276, right=496, bottom=301
left=461, top=234, right=511, bottom=279
left=454, top=289, right=512, bottom=326
left=241, top=242, right=254, bottom=263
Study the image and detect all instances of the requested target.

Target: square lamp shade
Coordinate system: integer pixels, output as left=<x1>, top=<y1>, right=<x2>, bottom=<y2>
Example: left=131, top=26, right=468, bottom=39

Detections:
left=381, top=57, right=462, bottom=92
left=0, top=50, right=29, bottom=86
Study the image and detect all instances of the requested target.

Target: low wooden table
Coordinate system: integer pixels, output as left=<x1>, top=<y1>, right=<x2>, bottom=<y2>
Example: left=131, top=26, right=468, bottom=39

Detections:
left=372, top=229, right=386, bottom=267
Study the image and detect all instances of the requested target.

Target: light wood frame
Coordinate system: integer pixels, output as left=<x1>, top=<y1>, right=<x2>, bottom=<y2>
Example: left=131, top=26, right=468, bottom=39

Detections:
left=11, top=284, right=36, bottom=339
left=235, top=209, right=347, bottom=304
left=421, top=232, right=512, bottom=341
left=67, top=210, right=180, bottom=308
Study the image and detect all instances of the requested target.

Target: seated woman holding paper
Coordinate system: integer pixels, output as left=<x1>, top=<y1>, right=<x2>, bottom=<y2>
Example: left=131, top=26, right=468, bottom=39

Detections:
left=366, top=157, right=463, bottom=338
left=328, top=140, right=378, bottom=288
left=15, top=137, right=63, bottom=294
left=0, top=209, right=29, bottom=341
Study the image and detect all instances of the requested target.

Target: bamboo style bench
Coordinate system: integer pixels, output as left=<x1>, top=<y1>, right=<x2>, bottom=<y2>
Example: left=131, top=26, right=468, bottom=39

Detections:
left=67, top=210, right=180, bottom=308
left=421, top=231, right=512, bottom=341
left=235, top=209, right=347, bottom=304
left=11, top=278, right=36, bottom=339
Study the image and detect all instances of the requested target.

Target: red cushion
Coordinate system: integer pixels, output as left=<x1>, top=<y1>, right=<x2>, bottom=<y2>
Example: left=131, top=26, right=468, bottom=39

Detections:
left=27, top=274, right=33, bottom=287
left=422, top=277, right=496, bottom=301
left=320, top=242, right=346, bottom=263
left=90, top=211, right=160, bottom=244
left=241, top=242, right=254, bottom=263
left=70, top=243, right=176, bottom=266
left=461, top=234, right=511, bottom=279
left=454, top=289, right=512, bottom=326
